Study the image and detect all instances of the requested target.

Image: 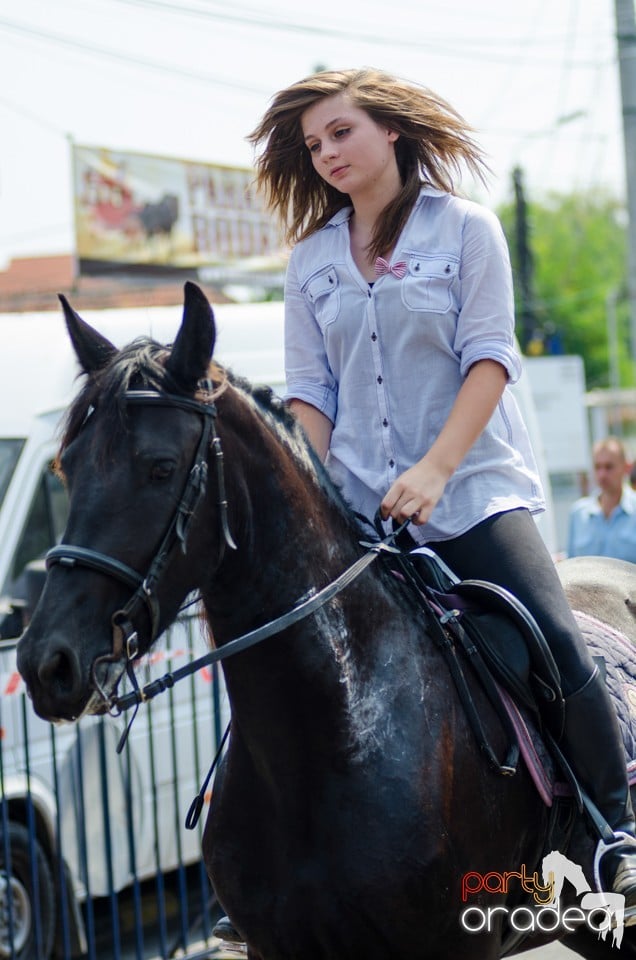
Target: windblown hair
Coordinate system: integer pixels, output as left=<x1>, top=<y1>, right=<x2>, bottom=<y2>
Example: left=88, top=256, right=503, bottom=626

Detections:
left=248, top=67, right=489, bottom=260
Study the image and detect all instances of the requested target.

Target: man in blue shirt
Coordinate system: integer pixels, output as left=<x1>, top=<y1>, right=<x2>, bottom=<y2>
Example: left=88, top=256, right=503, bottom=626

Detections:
left=568, top=437, right=636, bottom=562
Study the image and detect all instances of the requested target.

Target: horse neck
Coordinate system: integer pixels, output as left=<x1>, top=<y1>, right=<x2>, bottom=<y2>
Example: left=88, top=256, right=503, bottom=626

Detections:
left=201, top=390, right=406, bottom=764
left=209, top=386, right=366, bottom=625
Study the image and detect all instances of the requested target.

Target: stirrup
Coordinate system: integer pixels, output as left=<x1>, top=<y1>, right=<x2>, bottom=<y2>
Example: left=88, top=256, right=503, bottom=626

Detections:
left=595, top=832, right=636, bottom=920
left=592, top=833, right=636, bottom=928
left=594, top=831, right=636, bottom=892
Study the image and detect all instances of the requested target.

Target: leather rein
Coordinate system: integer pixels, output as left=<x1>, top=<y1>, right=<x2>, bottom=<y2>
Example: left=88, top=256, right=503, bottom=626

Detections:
left=45, top=379, right=409, bottom=727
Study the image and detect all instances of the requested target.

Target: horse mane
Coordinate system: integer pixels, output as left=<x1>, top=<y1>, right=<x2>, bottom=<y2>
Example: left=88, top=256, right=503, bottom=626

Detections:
left=223, top=375, right=413, bottom=640
left=56, top=336, right=370, bottom=544
left=57, top=337, right=225, bottom=466
left=228, top=373, right=371, bottom=544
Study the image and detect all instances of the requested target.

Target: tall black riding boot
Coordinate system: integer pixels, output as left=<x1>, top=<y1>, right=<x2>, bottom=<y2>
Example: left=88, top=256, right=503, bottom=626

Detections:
left=560, top=666, right=636, bottom=922
left=213, top=915, right=244, bottom=945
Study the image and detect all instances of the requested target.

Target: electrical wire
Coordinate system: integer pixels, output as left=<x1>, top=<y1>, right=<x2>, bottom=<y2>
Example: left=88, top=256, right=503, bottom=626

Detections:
left=0, top=4, right=610, bottom=69
left=0, top=15, right=269, bottom=95
left=0, top=93, right=66, bottom=136
left=110, top=0, right=609, bottom=59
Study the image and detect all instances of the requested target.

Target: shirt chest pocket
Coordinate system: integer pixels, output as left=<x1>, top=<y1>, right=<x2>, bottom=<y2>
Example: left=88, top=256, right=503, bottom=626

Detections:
left=302, top=267, right=340, bottom=328
left=401, top=254, right=458, bottom=314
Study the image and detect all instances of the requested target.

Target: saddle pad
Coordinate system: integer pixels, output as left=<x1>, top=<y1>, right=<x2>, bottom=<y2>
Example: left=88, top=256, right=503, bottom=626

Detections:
left=500, top=609, right=636, bottom=806
left=577, top=609, right=636, bottom=761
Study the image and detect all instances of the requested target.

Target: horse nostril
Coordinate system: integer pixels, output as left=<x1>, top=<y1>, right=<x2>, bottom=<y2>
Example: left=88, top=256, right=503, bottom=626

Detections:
left=37, top=644, right=83, bottom=700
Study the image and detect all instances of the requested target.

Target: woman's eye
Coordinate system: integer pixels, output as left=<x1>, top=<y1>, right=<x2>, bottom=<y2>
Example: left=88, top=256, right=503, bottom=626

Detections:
left=334, top=127, right=350, bottom=139
left=308, top=142, right=320, bottom=153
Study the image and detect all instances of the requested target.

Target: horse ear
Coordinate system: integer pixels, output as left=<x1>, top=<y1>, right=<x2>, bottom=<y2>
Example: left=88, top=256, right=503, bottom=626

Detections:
left=59, top=294, right=117, bottom=374
left=165, top=282, right=216, bottom=391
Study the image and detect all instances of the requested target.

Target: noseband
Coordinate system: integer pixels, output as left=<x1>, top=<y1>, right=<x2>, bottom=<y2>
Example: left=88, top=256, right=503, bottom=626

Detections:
left=46, top=381, right=237, bottom=698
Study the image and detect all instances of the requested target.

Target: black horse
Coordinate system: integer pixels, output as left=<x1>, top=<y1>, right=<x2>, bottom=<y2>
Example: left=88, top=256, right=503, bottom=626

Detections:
left=17, top=283, right=636, bottom=959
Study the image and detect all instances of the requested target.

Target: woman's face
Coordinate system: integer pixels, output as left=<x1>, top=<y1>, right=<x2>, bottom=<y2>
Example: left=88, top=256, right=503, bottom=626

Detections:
left=301, top=92, right=399, bottom=201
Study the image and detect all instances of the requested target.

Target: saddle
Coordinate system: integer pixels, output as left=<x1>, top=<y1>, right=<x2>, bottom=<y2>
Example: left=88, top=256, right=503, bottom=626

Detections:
left=391, top=545, right=566, bottom=773
left=393, top=545, right=636, bottom=785
left=390, top=545, right=636, bottom=958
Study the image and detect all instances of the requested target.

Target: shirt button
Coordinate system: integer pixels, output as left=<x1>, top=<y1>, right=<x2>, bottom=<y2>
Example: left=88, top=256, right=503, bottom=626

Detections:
left=389, top=459, right=395, bottom=468
left=382, top=418, right=388, bottom=427
left=377, top=375, right=383, bottom=384
left=371, top=332, right=377, bottom=341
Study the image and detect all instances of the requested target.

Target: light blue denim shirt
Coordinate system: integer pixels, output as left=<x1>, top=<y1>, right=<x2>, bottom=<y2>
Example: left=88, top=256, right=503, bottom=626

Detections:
left=284, top=186, right=545, bottom=542
left=567, top=486, right=636, bottom=562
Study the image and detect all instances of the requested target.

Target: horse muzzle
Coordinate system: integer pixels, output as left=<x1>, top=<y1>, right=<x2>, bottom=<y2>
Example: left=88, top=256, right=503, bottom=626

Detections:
left=17, top=619, right=128, bottom=722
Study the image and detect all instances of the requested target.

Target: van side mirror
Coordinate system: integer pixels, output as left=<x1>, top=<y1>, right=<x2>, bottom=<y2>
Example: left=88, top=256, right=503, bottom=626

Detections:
left=25, top=559, right=47, bottom=618
left=0, top=599, right=26, bottom=639
left=0, top=559, right=48, bottom=638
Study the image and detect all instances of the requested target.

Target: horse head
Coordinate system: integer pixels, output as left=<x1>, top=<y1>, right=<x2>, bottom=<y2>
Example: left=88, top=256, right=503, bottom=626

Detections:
left=17, top=282, right=232, bottom=721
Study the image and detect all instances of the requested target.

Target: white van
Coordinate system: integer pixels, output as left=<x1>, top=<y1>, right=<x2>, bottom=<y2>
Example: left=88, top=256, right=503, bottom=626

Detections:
left=0, top=299, right=284, bottom=959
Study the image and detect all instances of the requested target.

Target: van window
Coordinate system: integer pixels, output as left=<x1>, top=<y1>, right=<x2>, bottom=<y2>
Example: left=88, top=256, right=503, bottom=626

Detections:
left=0, top=438, right=24, bottom=509
left=9, top=466, right=68, bottom=597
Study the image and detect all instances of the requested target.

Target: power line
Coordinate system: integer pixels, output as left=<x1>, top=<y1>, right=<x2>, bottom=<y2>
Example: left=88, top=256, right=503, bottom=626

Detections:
left=111, top=0, right=611, bottom=59
left=0, top=15, right=269, bottom=95
left=0, top=93, right=66, bottom=136
left=475, top=0, right=556, bottom=133
left=0, top=1, right=609, bottom=69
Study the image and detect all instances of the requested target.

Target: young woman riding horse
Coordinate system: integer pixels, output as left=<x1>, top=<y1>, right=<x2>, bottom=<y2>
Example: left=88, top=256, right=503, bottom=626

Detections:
left=226, top=67, right=636, bottom=932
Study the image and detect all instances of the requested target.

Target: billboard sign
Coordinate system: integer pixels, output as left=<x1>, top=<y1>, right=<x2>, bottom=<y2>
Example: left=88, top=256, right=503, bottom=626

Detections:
left=72, top=144, right=284, bottom=277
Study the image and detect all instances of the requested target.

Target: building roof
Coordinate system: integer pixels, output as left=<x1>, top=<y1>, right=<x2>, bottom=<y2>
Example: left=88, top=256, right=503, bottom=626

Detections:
left=0, top=254, right=232, bottom=312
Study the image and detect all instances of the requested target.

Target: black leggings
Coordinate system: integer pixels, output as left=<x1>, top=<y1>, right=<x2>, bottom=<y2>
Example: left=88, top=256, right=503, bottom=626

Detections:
left=431, top=508, right=595, bottom=697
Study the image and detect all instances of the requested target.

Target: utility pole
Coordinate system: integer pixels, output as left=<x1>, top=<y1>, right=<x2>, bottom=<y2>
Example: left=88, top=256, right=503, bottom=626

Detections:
left=512, top=166, right=535, bottom=351
left=614, top=0, right=636, bottom=367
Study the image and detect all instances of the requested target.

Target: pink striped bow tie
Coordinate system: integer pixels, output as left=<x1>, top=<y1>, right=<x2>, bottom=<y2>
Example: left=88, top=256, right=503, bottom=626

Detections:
left=374, top=256, right=407, bottom=279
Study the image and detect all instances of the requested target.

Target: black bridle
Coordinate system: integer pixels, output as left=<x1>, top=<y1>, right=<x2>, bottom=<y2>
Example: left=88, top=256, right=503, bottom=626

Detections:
left=46, top=382, right=237, bottom=701
left=45, top=378, right=412, bottom=750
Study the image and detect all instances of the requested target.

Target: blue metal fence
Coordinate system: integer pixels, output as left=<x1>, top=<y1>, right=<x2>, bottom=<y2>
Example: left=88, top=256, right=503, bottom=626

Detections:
left=0, top=614, right=232, bottom=960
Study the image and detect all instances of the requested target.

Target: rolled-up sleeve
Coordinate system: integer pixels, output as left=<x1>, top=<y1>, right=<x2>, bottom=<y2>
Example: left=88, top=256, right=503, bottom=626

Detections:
left=283, top=253, right=338, bottom=424
left=454, top=206, right=522, bottom=384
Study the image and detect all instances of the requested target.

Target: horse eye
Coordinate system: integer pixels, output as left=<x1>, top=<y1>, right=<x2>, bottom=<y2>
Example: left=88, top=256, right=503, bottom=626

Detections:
left=150, top=460, right=175, bottom=482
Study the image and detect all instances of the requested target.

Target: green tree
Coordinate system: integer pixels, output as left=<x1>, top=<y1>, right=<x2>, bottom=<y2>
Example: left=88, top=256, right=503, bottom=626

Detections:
left=497, top=188, right=632, bottom=389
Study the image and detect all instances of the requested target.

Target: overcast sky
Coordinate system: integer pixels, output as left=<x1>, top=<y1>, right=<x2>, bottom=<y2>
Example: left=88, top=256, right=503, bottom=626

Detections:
left=0, top=0, right=625, bottom=268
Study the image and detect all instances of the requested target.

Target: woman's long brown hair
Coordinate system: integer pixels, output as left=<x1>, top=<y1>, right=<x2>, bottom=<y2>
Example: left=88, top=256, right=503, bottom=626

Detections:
left=248, top=68, right=489, bottom=260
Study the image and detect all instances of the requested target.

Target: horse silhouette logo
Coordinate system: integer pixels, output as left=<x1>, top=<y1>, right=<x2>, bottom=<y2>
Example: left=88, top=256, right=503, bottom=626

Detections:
left=542, top=849, right=625, bottom=948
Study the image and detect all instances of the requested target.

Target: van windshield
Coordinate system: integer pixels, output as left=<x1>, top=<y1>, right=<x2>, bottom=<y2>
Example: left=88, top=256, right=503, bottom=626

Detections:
left=0, top=439, right=24, bottom=510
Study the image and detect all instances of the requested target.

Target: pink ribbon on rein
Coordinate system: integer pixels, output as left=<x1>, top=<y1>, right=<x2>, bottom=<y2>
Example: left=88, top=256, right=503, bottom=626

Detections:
left=374, top=257, right=408, bottom=279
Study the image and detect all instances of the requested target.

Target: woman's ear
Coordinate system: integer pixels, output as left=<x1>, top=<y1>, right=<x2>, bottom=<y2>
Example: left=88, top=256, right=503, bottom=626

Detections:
left=387, top=129, right=399, bottom=143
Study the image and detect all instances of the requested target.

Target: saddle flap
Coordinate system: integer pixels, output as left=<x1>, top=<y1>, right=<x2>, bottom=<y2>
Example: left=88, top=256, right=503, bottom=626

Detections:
left=394, top=550, right=565, bottom=735
left=449, top=581, right=561, bottom=684
left=439, top=580, right=564, bottom=726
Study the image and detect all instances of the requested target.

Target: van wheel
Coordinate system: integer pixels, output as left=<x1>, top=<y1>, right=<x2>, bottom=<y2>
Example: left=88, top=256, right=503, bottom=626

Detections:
left=0, top=822, right=55, bottom=960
